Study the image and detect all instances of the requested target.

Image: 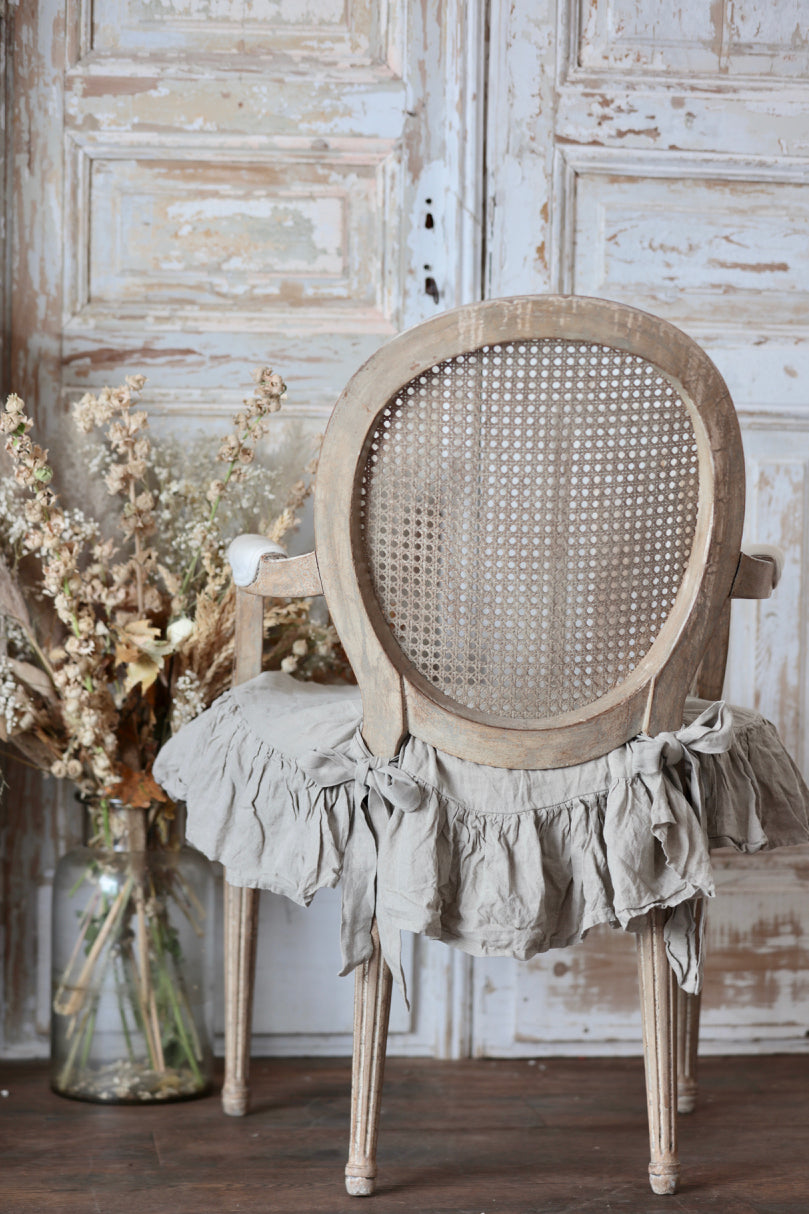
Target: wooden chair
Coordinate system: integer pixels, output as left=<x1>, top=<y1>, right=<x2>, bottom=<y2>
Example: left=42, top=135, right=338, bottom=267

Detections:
left=220, top=295, right=781, bottom=1196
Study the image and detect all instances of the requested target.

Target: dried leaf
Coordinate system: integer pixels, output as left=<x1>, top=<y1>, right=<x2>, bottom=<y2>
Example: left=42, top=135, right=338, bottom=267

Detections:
left=9, top=657, right=56, bottom=702
left=0, top=554, right=33, bottom=634
left=122, top=653, right=160, bottom=696
left=106, top=765, right=168, bottom=809
left=1, top=728, right=58, bottom=771
left=115, top=618, right=163, bottom=666
left=115, top=618, right=173, bottom=692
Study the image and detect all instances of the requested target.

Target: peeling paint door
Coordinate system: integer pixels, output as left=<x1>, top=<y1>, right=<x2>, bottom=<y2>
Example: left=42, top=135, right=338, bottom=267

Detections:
left=474, top=0, right=809, bottom=1056
left=2, top=0, right=484, bottom=1057
left=5, top=0, right=808, bottom=1063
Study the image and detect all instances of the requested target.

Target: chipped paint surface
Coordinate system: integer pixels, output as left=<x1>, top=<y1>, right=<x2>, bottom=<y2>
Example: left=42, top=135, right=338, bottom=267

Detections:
left=3, top=0, right=808, bottom=1059
left=1, top=0, right=485, bottom=1060
left=474, top=848, right=809, bottom=1056
left=478, top=0, right=809, bottom=1057
left=578, top=0, right=809, bottom=76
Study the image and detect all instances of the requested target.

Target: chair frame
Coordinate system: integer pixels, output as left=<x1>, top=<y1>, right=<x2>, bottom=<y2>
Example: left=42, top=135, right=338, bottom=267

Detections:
left=316, top=295, right=744, bottom=767
left=221, top=296, right=780, bottom=1197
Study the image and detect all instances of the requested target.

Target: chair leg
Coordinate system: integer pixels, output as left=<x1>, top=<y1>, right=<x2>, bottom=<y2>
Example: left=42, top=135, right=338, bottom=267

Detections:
left=221, top=880, right=260, bottom=1116
left=677, top=898, right=705, bottom=1115
left=636, top=908, right=680, bottom=1195
left=676, top=987, right=700, bottom=1115
left=345, top=921, right=392, bottom=1197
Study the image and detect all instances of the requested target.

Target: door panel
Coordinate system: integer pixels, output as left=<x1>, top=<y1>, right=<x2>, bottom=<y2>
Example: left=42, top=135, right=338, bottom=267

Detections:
left=1, top=0, right=485, bottom=1057
left=480, top=0, right=809, bottom=1056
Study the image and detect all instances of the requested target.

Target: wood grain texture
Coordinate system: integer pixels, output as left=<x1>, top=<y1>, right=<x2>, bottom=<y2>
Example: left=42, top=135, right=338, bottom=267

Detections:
left=2, top=0, right=485, bottom=1058
left=309, top=293, right=748, bottom=1192
left=482, top=0, right=809, bottom=1068
left=241, top=551, right=323, bottom=600
left=676, top=899, right=705, bottom=1116
left=694, top=599, right=731, bottom=702
left=5, top=1055, right=809, bottom=1211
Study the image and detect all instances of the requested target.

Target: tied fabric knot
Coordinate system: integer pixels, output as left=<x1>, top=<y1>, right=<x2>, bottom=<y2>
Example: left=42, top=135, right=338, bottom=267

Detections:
left=631, top=701, right=734, bottom=781
left=300, top=735, right=421, bottom=818
left=299, top=731, right=422, bottom=1004
left=629, top=701, right=734, bottom=995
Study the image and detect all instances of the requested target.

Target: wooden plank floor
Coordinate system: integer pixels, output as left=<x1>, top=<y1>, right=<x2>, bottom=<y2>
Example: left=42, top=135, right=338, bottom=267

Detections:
left=1, top=1056, right=807, bottom=1213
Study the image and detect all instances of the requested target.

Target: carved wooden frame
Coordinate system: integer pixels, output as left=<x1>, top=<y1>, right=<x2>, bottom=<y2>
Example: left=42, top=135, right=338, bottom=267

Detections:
left=315, top=294, right=746, bottom=766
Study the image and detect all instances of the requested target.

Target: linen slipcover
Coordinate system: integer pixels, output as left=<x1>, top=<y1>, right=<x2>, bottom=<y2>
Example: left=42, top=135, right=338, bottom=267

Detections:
left=154, top=671, right=809, bottom=1000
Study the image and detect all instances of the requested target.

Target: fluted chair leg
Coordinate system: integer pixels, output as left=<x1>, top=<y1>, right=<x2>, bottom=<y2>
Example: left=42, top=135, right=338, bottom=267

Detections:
left=677, top=899, right=705, bottom=1114
left=676, top=987, right=701, bottom=1115
left=637, top=908, right=680, bottom=1195
left=345, top=922, right=392, bottom=1197
left=222, top=880, right=260, bottom=1116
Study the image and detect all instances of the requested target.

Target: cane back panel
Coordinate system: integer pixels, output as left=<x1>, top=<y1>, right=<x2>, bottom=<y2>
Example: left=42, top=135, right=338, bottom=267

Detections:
left=358, top=338, right=701, bottom=722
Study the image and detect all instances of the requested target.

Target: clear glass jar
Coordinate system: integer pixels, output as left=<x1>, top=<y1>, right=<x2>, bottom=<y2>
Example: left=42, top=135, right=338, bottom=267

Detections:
left=50, top=801, right=214, bottom=1103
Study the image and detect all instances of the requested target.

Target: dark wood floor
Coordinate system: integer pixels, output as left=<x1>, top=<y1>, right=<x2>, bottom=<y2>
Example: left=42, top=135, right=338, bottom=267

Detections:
left=1, top=1055, right=807, bottom=1213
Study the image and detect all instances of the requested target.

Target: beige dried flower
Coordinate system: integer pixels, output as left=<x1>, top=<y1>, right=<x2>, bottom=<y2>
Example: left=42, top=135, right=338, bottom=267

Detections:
left=1, top=368, right=349, bottom=803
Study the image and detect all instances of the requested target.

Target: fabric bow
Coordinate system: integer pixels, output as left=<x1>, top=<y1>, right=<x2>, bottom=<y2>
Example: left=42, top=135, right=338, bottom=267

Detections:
left=301, top=741, right=422, bottom=819
left=629, top=701, right=734, bottom=994
left=299, top=732, right=422, bottom=1002
left=631, top=700, right=734, bottom=779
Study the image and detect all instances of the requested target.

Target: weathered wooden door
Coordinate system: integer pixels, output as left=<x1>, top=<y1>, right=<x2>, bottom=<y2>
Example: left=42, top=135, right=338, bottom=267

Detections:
left=1, top=0, right=484, bottom=1057
left=3, top=0, right=807, bottom=1061
left=474, top=0, right=809, bottom=1057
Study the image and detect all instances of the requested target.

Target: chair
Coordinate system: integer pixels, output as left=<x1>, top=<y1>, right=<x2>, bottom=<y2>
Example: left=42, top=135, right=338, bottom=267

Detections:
left=155, top=295, right=796, bottom=1196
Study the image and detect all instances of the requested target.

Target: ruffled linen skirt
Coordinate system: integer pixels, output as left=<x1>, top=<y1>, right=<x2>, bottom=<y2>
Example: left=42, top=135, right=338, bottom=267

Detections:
left=154, top=672, right=809, bottom=998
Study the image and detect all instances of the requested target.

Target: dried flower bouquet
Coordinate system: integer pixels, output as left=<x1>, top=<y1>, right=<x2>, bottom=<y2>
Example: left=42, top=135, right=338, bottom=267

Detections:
left=0, top=370, right=350, bottom=1100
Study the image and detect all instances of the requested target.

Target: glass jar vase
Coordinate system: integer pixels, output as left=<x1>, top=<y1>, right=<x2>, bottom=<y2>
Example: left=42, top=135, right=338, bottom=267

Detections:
left=50, top=800, right=214, bottom=1103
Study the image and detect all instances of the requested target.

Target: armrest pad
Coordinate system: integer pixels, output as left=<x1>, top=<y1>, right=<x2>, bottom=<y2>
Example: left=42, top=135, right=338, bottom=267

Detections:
left=731, top=545, right=784, bottom=599
left=227, top=534, right=323, bottom=597
left=228, top=534, right=288, bottom=586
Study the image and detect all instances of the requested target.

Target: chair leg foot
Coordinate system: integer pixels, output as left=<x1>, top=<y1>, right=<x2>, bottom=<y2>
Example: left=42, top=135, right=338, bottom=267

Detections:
left=345, top=1172, right=376, bottom=1196
left=649, top=1161, right=681, bottom=1195
left=221, top=1082, right=250, bottom=1117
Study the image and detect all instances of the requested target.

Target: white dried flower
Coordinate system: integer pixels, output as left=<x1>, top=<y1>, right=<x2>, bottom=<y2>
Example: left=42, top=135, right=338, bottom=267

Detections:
left=167, top=617, right=194, bottom=647
left=169, top=671, right=206, bottom=733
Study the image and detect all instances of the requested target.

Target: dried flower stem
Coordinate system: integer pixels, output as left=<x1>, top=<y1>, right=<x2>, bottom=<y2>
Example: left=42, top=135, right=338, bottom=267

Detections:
left=129, top=475, right=146, bottom=617
left=54, top=876, right=134, bottom=1017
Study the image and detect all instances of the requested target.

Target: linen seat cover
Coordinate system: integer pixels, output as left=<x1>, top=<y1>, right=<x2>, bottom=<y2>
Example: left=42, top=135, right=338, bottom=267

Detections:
left=154, top=672, right=809, bottom=999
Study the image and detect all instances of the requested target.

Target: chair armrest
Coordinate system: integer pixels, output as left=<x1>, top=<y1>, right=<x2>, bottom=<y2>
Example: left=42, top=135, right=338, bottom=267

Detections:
left=227, top=534, right=323, bottom=597
left=730, top=545, right=784, bottom=599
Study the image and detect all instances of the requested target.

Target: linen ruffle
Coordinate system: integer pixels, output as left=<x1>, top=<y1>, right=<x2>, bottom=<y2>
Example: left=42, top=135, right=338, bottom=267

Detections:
left=154, top=672, right=809, bottom=1000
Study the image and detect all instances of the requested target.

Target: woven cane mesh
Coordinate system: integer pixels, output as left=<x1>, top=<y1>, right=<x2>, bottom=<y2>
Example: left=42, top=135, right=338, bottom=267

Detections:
left=358, top=338, right=701, bottom=720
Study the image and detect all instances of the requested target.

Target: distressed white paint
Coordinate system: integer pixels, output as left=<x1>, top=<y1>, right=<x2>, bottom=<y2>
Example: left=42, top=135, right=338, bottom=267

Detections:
left=2, top=0, right=486, bottom=1059
left=61, top=0, right=485, bottom=418
left=724, top=426, right=809, bottom=770
left=578, top=0, right=809, bottom=76
left=478, top=0, right=809, bottom=1057
left=4, top=0, right=807, bottom=1060
left=473, top=851, right=809, bottom=1058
